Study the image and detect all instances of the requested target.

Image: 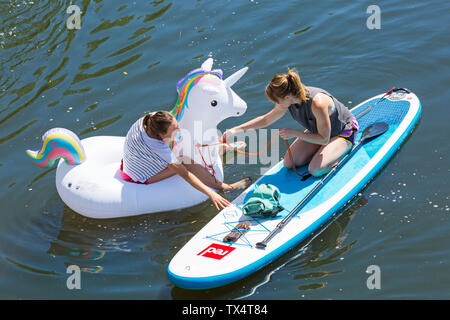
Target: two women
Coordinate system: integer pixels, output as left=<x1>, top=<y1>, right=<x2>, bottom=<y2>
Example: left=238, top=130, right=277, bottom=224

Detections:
left=123, top=69, right=357, bottom=211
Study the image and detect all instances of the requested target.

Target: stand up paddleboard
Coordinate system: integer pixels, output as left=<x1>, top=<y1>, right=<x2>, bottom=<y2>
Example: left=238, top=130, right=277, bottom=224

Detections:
left=168, top=88, right=421, bottom=289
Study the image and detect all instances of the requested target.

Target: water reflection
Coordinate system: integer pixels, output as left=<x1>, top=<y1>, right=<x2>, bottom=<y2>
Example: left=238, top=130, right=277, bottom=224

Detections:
left=284, top=196, right=367, bottom=294
left=0, top=0, right=173, bottom=148
left=47, top=227, right=106, bottom=274
left=43, top=197, right=213, bottom=278
left=5, top=257, right=60, bottom=276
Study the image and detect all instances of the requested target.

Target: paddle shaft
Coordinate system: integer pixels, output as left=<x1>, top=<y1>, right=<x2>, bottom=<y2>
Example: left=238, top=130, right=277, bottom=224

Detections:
left=255, top=136, right=367, bottom=249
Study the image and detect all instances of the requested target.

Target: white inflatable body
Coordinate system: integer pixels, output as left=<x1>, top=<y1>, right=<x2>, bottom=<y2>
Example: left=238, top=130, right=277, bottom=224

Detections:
left=54, top=58, right=248, bottom=219
left=56, top=136, right=221, bottom=219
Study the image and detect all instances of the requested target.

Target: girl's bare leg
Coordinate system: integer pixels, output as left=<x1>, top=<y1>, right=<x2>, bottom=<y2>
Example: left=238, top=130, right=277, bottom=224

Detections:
left=283, top=137, right=321, bottom=169
left=308, top=136, right=352, bottom=177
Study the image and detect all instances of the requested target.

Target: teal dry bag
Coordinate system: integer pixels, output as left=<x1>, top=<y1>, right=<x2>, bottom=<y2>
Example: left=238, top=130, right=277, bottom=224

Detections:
left=242, top=184, right=284, bottom=218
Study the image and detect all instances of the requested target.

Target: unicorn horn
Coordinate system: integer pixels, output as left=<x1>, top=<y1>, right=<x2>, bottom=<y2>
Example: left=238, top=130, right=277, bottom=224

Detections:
left=224, top=67, right=248, bottom=88
left=201, top=58, right=213, bottom=71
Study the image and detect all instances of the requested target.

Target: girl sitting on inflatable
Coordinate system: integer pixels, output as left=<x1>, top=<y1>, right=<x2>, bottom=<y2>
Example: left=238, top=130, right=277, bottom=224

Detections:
left=120, top=110, right=251, bottom=210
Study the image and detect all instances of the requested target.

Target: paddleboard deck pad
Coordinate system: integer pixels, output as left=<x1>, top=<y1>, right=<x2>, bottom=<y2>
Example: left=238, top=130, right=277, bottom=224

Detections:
left=168, top=89, right=421, bottom=289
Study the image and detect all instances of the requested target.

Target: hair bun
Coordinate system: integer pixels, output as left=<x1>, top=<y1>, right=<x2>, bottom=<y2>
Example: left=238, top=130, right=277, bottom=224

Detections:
left=143, top=110, right=174, bottom=140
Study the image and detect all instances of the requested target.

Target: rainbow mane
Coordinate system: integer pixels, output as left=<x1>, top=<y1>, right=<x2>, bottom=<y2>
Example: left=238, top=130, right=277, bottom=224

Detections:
left=170, top=68, right=223, bottom=121
left=26, top=128, right=86, bottom=168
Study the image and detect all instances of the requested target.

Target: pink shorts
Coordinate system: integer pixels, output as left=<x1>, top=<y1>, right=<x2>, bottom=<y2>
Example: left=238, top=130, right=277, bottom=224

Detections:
left=120, top=159, right=150, bottom=185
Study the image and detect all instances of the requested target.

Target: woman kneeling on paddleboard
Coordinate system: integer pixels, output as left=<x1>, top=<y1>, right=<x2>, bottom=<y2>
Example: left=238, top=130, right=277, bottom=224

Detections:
left=222, top=69, right=359, bottom=177
left=121, top=111, right=251, bottom=210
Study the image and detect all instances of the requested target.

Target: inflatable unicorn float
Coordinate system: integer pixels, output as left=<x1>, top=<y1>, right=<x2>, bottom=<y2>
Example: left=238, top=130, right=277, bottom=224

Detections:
left=26, top=58, right=249, bottom=218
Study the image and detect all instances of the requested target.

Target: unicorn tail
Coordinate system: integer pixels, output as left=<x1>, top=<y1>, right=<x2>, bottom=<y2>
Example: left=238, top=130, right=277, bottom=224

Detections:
left=26, top=128, right=86, bottom=168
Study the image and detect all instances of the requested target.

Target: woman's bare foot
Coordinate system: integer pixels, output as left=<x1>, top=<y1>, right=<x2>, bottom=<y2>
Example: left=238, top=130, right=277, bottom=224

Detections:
left=223, top=177, right=252, bottom=191
left=218, top=141, right=247, bottom=156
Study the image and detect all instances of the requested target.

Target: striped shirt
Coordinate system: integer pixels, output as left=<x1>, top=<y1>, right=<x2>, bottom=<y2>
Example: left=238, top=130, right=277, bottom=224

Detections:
left=122, top=116, right=178, bottom=183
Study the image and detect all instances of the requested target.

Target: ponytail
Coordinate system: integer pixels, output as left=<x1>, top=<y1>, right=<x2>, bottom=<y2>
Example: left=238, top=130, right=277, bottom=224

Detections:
left=265, top=68, right=309, bottom=103
left=287, top=68, right=309, bottom=102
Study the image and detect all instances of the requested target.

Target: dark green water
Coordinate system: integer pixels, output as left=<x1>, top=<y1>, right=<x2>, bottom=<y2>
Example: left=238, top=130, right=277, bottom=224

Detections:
left=0, top=0, right=448, bottom=299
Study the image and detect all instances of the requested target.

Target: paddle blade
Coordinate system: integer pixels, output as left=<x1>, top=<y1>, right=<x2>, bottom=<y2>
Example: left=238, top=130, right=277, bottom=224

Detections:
left=255, top=242, right=266, bottom=249
left=361, top=122, right=389, bottom=142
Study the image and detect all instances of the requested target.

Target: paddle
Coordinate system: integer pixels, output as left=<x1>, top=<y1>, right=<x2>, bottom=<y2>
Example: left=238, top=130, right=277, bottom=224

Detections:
left=255, top=121, right=389, bottom=249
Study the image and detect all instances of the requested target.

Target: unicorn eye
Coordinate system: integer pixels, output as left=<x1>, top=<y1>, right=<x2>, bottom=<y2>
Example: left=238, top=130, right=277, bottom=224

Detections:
left=211, top=100, right=218, bottom=107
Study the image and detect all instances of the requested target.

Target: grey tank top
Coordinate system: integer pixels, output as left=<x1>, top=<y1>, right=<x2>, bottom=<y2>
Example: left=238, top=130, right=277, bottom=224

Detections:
left=288, top=86, right=353, bottom=137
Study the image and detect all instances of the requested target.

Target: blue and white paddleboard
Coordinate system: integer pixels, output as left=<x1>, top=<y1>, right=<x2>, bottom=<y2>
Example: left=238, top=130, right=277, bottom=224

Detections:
left=167, top=89, right=421, bottom=290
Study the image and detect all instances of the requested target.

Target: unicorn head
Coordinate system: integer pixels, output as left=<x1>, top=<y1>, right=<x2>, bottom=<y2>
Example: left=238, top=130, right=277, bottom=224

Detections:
left=169, top=58, right=248, bottom=176
left=171, top=58, right=248, bottom=136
